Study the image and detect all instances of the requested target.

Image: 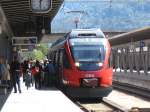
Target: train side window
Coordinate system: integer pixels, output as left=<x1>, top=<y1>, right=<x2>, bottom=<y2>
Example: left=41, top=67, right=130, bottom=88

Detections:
left=63, top=50, right=71, bottom=69
left=59, top=49, right=64, bottom=65
left=57, top=50, right=62, bottom=67
left=53, top=51, right=57, bottom=64
left=56, top=51, right=59, bottom=64
left=56, top=50, right=60, bottom=66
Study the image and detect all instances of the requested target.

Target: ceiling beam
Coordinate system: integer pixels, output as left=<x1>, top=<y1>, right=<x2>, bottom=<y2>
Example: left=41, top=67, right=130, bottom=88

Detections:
left=2, top=6, right=30, bottom=11
left=7, top=18, right=29, bottom=23
left=0, top=0, right=29, bottom=5
left=5, top=12, right=31, bottom=16
left=0, top=0, right=63, bottom=37
left=1, top=6, right=29, bottom=13
left=1, top=3, right=29, bottom=7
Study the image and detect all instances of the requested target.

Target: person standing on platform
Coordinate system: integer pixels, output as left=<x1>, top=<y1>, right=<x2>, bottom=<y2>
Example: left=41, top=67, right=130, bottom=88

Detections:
left=1, top=59, right=11, bottom=87
left=0, top=57, right=3, bottom=83
left=22, top=60, right=28, bottom=82
left=47, top=60, right=56, bottom=86
left=10, top=56, right=21, bottom=93
left=43, top=60, right=49, bottom=87
left=34, top=60, right=42, bottom=89
left=5, top=60, right=11, bottom=88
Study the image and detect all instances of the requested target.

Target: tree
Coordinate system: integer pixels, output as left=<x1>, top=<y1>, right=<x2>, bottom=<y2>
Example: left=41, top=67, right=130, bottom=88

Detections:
left=33, top=50, right=44, bottom=60
left=22, top=43, right=49, bottom=60
left=37, top=43, right=48, bottom=56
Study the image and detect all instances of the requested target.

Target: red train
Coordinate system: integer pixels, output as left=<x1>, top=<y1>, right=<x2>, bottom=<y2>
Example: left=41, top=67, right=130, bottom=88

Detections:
left=48, top=29, right=113, bottom=98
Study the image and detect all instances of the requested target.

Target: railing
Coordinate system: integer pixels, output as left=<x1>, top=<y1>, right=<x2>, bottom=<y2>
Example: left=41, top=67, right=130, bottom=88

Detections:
left=108, top=27, right=150, bottom=90
left=111, top=43, right=150, bottom=75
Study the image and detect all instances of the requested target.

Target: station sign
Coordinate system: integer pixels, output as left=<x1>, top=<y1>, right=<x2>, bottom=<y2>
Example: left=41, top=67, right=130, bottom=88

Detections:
left=12, top=37, right=37, bottom=46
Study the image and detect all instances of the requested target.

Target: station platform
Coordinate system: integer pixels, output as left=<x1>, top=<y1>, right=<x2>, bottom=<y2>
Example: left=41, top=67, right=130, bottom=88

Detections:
left=1, top=79, right=83, bottom=112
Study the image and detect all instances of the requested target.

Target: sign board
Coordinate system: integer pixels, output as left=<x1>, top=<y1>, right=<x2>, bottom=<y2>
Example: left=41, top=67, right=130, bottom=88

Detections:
left=12, top=37, right=37, bottom=45
left=140, top=40, right=145, bottom=48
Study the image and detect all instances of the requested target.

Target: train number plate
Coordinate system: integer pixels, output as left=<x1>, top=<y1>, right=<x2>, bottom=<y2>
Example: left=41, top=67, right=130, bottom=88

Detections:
left=84, top=74, right=95, bottom=78
left=82, top=78, right=98, bottom=87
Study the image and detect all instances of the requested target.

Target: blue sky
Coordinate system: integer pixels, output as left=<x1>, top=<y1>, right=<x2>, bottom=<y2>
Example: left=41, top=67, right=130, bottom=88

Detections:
left=51, top=0, right=150, bottom=33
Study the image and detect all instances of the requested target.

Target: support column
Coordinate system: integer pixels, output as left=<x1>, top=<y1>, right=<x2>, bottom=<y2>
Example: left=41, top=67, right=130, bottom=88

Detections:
left=44, top=17, right=51, bottom=34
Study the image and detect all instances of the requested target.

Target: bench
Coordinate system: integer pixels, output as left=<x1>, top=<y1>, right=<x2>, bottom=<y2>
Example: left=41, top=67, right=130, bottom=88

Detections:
left=0, top=84, right=9, bottom=95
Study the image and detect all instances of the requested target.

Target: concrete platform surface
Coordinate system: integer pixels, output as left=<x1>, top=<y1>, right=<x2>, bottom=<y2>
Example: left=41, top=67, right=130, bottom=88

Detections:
left=103, top=90, right=150, bottom=111
left=1, top=80, right=83, bottom=112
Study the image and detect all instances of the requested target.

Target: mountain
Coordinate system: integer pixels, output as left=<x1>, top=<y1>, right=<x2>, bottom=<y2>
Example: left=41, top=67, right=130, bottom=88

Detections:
left=51, top=0, right=150, bottom=33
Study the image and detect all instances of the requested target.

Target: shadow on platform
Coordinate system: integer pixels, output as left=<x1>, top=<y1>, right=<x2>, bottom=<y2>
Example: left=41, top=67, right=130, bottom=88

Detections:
left=0, top=89, right=12, bottom=110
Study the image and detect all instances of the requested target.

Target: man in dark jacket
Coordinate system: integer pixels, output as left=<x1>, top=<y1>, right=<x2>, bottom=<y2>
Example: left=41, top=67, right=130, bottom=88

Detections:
left=10, top=56, right=21, bottom=93
left=47, top=60, right=56, bottom=86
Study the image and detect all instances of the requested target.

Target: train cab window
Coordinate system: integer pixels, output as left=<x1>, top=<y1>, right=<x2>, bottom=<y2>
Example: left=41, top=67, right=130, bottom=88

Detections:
left=71, top=45, right=105, bottom=63
left=63, top=50, right=71, bottom=69
left=70, top=45, right=105, bottom=71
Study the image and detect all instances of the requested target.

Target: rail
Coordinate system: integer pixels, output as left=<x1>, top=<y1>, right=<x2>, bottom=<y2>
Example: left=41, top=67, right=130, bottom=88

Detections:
left=113, top=81, right=150, bottom=99
left=111, top=44, right=150, bottom=75
left=75, top=99, right=123, bottom=112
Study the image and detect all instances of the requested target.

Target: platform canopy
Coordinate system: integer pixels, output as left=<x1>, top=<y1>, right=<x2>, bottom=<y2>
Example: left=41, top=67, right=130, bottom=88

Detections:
left=0, top=0, right=63, bottom=38
left=109, top=27, right=150, bottom=46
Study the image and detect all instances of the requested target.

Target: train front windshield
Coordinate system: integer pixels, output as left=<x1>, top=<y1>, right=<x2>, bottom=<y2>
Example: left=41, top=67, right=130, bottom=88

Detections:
left=72, top=45, right=105, bottom=62
left=70, top=38, right=106, bottom=71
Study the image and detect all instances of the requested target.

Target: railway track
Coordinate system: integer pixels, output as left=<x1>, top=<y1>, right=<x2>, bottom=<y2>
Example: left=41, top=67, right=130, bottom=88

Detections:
left=113, top=81, right=150, bottom=100
left=75, top=95, right=150, bottom=112
left=112, top=81, right=150, bottom=112
left=72, top=81, right=150, bottom=112
left=74, top=99, right=123, bottom=112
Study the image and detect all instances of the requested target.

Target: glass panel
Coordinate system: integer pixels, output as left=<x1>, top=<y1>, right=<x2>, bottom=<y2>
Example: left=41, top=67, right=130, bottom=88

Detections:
left=71, top=45, right=105, bottom=63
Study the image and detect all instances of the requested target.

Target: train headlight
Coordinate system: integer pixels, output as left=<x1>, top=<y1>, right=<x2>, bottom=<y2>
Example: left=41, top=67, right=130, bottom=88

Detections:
left=62, top=79, right=69, bottom=85
left=98, top=62, right=103, bottom=67
left=75, top=62, right=80, bottom=67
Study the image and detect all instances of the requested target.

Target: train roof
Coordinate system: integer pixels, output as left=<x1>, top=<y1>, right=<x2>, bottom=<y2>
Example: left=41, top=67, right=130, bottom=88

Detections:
left=51, top=28, right=106, bottom=47
left=70, top=28, right=105, bottom=38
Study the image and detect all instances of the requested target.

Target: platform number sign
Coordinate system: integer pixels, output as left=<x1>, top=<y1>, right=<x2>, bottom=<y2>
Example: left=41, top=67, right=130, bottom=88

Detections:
left=12, top=37, right=37, bottom=46
left=30, top=0, right=52, bottom=13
